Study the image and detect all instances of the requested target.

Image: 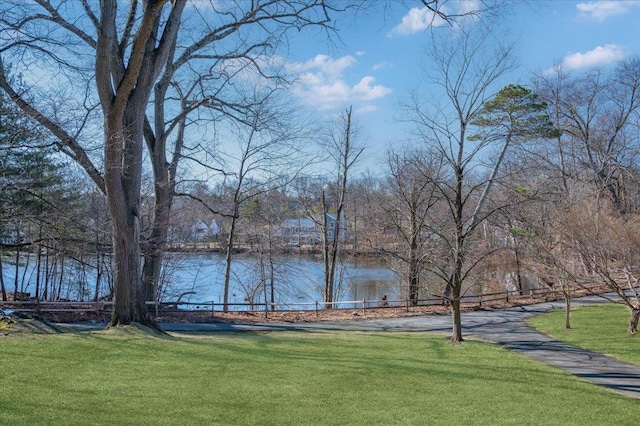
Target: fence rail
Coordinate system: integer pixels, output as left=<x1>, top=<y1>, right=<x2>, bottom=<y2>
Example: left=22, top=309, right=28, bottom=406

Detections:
left=1, top=284, right=610, bottom=317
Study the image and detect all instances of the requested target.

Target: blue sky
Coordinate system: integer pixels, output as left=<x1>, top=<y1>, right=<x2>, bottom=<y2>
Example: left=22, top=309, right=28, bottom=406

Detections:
left=278, top=0, right=640, bottom=172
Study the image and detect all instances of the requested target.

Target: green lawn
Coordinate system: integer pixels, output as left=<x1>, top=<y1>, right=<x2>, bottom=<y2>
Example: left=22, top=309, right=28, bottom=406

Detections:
left=1, top=328, right=638, bottom=425
left=529, top=303, right=640, bottom=366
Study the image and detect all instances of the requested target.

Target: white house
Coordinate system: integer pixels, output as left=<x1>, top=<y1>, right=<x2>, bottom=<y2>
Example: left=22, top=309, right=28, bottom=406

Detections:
left=190, top=219, right=220, bottom=241
left=209, top=219, right=220, bottom=237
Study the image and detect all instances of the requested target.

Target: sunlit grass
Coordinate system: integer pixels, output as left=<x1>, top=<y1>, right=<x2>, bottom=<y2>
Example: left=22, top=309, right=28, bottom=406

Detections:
left=1, top=329, right=638, bottom=425
left=529, top=303, right=640, bottom=366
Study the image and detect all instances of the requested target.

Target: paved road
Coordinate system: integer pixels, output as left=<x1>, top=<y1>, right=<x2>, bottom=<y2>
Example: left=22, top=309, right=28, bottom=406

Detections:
left=62, top=294, right=640, bottom=400
left=463, top=301, right=640, bottom=400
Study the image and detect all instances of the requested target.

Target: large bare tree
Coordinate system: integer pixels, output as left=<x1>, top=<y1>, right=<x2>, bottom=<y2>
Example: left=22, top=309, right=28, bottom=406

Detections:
left=138, top=0, right=356, bottom=304
left=377, top=147, right=443, bottom=304
left=403, top=23, right=518, bottom=342
left=321, top=106, right=363, bottom=308
left=1, top=0, right=187, bottom=327
left=562, top=199, right=640, bottom=333
left=534, top=58, right=640, bottom=214
left=0, top=0, right=351, bottom=327
left=530, top=58, right=640, bottom=332
left=216, top=88, right=311, bottom=312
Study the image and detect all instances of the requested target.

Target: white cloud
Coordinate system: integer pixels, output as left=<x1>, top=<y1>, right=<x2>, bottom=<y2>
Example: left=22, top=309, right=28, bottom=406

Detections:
left=289, top=54, right=356, bottom=76
left=387, top=1, right=482, bottom=37
left=352, top=77, right=392, bottom=101
left=294, top=81, right=351, bottom=110
left=458, top=0, right=482, bottom=16
left=298, top=72, right=323, bottom=86
left=387, top=7, right=448, bottom=37
left=372, top=61, right=392, bottom=72
left=355, top=104, right=378, bottom=115
left=544, top=44, right=626, bottom=74
left=288, top=54, right=392, bottom=111
left=562, top=44, right=626, bottom=70
left=576, top=1, right=639, bottom=21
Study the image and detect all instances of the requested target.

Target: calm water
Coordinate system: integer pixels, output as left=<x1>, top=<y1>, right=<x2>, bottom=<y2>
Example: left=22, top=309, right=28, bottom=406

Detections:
left=2, top=253, right=398, bottom=309
left=160, top=253, right=398, bottom=309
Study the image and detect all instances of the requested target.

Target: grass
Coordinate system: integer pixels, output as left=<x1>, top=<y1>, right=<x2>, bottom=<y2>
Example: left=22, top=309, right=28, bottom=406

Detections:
left=1, top=329, right=639, bottom=425
left=529, top=303, right=640, bottom=366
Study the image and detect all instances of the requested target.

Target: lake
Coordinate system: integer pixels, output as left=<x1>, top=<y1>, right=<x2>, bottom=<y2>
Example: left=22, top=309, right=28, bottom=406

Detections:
left=1, top=252, right=399, bottom=309
left=160, top=253, right=398, bottom=310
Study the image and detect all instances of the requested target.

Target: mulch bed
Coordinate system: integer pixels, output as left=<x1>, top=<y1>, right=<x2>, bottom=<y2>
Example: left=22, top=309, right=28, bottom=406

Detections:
left=20, top=285, right=610, bottom=326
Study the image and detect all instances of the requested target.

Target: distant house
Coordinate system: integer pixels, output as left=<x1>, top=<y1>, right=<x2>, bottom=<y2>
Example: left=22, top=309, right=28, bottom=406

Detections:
left=209, top=219, right=220, bottom=237
left=277, top=213, right=347, bottom=246
left=325, top=213, right=347, bottom=242
left=190, top=219, right=220, bottom=241
left=278, top=218, right=318, bottom=245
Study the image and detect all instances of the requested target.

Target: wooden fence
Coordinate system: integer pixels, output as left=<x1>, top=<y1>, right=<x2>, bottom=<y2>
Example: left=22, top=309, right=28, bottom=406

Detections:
left=1, top=284, right=607, bottom=317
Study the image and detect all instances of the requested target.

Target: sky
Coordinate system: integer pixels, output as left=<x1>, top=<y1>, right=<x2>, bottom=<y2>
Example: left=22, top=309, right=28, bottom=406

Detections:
left=277, top=0, right=640, bottom=173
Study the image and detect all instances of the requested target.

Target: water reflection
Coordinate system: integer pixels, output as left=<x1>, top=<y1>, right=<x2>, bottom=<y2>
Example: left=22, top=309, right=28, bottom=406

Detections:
left=1, top=252, right=399, bottom=309
left=162, top=253, right=397, bottom=309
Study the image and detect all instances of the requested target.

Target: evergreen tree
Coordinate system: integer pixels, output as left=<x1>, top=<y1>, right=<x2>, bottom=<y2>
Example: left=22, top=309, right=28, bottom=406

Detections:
left=0, top=93, right=68, bottom=300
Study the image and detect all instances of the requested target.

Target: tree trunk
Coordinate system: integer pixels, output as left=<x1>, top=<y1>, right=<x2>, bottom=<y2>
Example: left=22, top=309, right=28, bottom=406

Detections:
left=94, top=251, right=103, bottom=302
left=105, top=106, right=153, bottom=328
left=20, top=245, right=29, bottom=293
left=141, top=183, right=171, bottom=303
left=563, top=284, right=571, bottom=329
left=35, top=243, right=42, bottom=300
left=514, top=249, right=524, bottom=296
left=42, top=249, right=49, bottom=300
left=409, top=256, right=419, bottom=305
left=141, top=237, right=165, bottom=304
left=141, top=73, right=182, bottom=303
left=0, top=254, right=6, bottom=301
left=408, top=214, right=420, bottom=305
left=259, top=254, right=269, bottom=318
left=13, top=247, right=19, bottom=295
left=58, top=254, right=65, bottom=301
left=322, top=188, right=334, bottom=309
left=628, top=308, right=640, bottom=334
left=450, top=202, right=465, bottom=343
left=268, top=228, right=276, bottom=311
left=450, top=293, right=463, bottom=343
left=223, top=214, right=238, bottom=312
left=108, top=207, right=152, bottom=326
left=449, top=243, right=464, bottom=343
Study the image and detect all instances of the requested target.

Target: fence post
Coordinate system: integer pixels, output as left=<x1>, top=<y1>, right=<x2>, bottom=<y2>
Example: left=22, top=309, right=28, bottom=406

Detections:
left=315, top=300, right=319, bottom=316
left=362, top=299, right=366, bottom=316
left=405, top=298, right=409, bottom=313
left=155, top=301, right=159, bottom=317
